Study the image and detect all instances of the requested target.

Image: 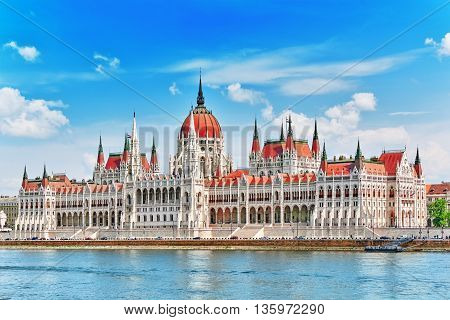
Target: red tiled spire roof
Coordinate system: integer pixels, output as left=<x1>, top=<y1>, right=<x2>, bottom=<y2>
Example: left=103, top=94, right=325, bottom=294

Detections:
left=414, top=147, right=423, bottom=178
left=251, top=118, right=260, bottom=153
left=285, top=115, right=294, bottom=152
left=320, top=142, right=328, bottom=173
left=122, top=133, right=130, bottom=163
left=150, top=137, right=158, bottom=169
left=96, top=135, right=104, bottom=166
left=21, top=166, right=28, bottom=189
left=42, top=165, right=49, bottom=188
left=311, top=119, right=320, bottom=159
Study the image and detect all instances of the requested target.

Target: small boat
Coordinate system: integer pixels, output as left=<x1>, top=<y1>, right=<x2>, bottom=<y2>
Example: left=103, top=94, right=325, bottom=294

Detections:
left=365, top=245, right=404, bottom=252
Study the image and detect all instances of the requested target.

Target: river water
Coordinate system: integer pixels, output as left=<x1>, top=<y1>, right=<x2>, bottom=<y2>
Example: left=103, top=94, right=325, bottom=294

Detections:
left=0, top=249, right=448, bottom=299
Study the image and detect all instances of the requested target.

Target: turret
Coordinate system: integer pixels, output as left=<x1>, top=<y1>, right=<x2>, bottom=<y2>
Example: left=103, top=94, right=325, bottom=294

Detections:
left=42, top=164, right=49, bottom=188
left=320, top=142, right=328, bottom=173
left=311, top=119, right=320, bottom=160
left=280, top=121, right=285, bottom=141
left=197, top=71, right=205, bottom=106
left=21, top=166, right=28, bottom=189
left=96, top=135, right=104, bottom=166
left=251, top=118, right=260, bottom=153
left=285, top=114, right=294, bottom=152
left=122, top=133, right=130, bottom=163
left=414, top=147, right=423, bottom=178
left=355, top=139, right=363, bottom=170
left=150, top=137, right=159, bottom=172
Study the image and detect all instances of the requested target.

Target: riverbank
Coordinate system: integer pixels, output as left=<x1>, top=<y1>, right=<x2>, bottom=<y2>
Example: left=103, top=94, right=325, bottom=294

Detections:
left=1, top=239, right=449, bottom=251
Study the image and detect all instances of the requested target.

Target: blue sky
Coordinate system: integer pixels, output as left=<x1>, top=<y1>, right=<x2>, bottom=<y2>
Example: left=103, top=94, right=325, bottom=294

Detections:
left=0, top=0, right=449, bottom=194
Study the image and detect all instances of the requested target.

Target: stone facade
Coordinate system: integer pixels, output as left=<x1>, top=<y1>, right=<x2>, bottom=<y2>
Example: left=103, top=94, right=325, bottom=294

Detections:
left=15, top=77, right=427, bottom=238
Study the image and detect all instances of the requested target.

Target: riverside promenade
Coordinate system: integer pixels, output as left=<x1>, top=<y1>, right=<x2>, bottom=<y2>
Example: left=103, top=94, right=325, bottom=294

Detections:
left=1, top=239, right=449, bottom=251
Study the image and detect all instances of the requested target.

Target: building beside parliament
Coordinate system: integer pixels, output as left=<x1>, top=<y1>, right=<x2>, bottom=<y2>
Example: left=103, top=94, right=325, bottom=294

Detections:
left=15, top=76, right=427, bottom=238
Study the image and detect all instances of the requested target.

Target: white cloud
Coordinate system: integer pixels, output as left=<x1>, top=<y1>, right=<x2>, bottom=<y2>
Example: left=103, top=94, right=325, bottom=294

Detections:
left=323, top=92, right=376, bottom=131
left=227, top=83, right=266, bottom=105
left=425, top=33, right=450, bottom=57
left=226, top=83, right=274, bottom=120
left=169, top=82, right=181, bottom=95
left=262, top=105, right=274, bottom=120
left=0, top=87, right=69, bottom=138
left=93, top=53, right=120, bottom=72
left=166, top=46, right=417, bottom=97
left=4, top=41, right=40, bottom=62
left=82, top=153, right=97, bottom=171
left=389, top=111, right=429, bottom=116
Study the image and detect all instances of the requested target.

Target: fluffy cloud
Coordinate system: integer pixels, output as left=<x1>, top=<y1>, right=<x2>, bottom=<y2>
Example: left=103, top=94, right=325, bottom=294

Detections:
left=425, top=33, right=450, bottom=57
left=94, top=53, right=120, bottom=73
left=0, top=87, right=69, bottom=138
left=169, top=82, right=181, bottom=95
left=267, top=92, right=395, bottom=158
left=323, top=92, right=376, bottom=132
left=4, top=41, right=40, bottom=62
left=261, top=105, right=274, bottom=120
left=227, top=83, right=274, bottom=120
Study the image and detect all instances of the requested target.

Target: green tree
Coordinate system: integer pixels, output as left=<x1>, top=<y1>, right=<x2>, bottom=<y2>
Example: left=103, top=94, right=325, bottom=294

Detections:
left=428, top=198, right=450, bottom=227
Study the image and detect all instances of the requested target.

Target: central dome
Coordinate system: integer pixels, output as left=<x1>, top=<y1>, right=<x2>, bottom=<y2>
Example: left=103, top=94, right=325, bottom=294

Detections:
left=180, top=75, right=222, bottom=138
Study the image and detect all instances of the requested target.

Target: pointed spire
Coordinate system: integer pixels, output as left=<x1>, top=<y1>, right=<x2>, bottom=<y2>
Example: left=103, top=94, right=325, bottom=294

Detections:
left=415, top=146, right=421, bottom=165
left=197, top=70, right=205, bottom=106
left=320, top=142, right=328, bottom=173
left=287, top=114, right=293, bottom=137
left=43, top=164, right=48, bottom=179
left=286, top=114, right=294, bottom=151
left=251, top=118, right=260, bottom=153
left=22, top=166, right=28, bottom=189
left=414, top=146, right=423, bottom=178
left=97, top=135, right=104, bottom=166
left=321, top=142, right=327, bottom=161
left=313, top=118, right=318, bottom=139
left=124, top=133, right=130, bottom=151
left=354, top=139, right=364, bottom=170
left=42, top=164, right=49, bottom=188
left=150, top=136, right=158, bottom=171
left=23, top=165, right=28, bottom=180
left=131, top=111, right=138, bottom=141
left=355, top=139, right=362, bottom=160
left=311, top=119, right=320, bottom=159
left=189, top=108, right=196, bottom=137
left=280, top=121, right=285, bottom=141
left=253, top=118, right=259, bottom=140
left=122, top=133, right=130, bottom=162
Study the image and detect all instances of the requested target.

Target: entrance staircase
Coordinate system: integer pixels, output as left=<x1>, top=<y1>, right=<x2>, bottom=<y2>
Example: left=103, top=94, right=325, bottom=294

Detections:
left=232, top=225, right=263, bottom=239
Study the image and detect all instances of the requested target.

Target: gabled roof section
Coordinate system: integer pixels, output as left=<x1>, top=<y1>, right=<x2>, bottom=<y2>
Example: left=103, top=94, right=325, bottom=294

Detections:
left=379, top=150, right=404, bottom=176
left=426, top=182, right=450, bottom=195
left=105, top=153, right=122, bottom=170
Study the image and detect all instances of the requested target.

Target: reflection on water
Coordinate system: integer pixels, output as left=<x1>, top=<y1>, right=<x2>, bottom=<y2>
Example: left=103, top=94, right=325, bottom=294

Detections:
left=0, top=250, right=448, bottom=300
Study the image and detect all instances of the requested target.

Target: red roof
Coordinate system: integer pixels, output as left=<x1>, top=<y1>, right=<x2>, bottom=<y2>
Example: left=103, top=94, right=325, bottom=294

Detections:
left=105, top=154, right=122, bottom=170
left=426, top=182, right=450, bottom=195
left=325, top=162, right=353, bottom=175
left=141, top=154, right=150, bottom=171
left=262, top=140, right=312, bottom=159
left=180, top=106, right=221, bottom=138
left=379, top=151, right=404, bottom=176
